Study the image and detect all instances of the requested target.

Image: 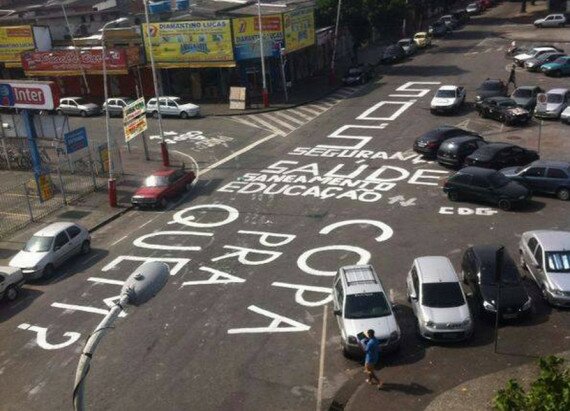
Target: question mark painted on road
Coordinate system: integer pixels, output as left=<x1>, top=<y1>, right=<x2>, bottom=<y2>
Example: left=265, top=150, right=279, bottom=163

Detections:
left=18, top=323, right=81, bottom=350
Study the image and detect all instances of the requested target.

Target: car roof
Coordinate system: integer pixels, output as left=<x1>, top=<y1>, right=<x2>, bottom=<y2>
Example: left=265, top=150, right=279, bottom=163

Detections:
left=63, top=97, right=82, bottom=100
left=459, top=166, right=497, bottom=176
left=414, top=256, right=457, bottom=283
left=149, top=96, right=179, bottom=100
left=152, top=169, right=177, bottom=176
left=488, top=96, right=514, bottom=102
left=442, top=135, right=481, bottom=145
left=547, top=88, right=569, bottom=94
left=339, top=265, right=384, bottom=295
left=515, top=86, right=541, bottom=91
left=439, top=85, right=459, bottom=90
left=528, top=160, right=570, bottom=169
left=398, top=38, right=412, bottom=42
left=481, top=79, right=503, bottom=84
left=34, top=222, right=78, bottom=237
left=478, top=142, right=514, bottom=152
left=414, top=32, right=427, bottom=36
left=533, top=47, right=557, bottom=51
left=526, top=230, right=570, bottom=251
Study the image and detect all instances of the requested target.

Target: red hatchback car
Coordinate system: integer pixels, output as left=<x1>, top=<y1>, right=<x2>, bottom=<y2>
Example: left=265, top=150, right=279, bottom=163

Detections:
left=131, top=168, right=196, bottom=208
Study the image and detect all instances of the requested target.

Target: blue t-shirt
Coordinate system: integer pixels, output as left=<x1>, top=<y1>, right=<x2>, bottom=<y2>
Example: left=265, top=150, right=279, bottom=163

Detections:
left=364, top=337, right=380, bottom=364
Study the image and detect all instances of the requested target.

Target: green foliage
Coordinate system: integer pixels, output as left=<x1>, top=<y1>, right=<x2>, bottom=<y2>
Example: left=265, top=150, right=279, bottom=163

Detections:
left=493, top=356, right=570, bottom=411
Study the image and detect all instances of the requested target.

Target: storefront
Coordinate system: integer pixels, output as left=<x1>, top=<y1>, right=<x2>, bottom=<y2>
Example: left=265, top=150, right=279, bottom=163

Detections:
left=20, top=47, right=144, bottom=100
left=0, top=25, right=52, bottom=81
left=142, top=20, right=236, bottom=102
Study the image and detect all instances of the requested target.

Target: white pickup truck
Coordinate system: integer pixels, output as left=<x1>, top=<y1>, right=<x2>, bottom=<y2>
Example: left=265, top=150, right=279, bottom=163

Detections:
left=0, top=266, right=25, bottom=301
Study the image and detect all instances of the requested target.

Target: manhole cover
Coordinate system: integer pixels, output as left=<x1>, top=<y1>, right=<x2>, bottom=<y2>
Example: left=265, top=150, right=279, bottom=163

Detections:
left=506, top=135, right=522, bottom=140
left=58, top=210, right=91, bottom=219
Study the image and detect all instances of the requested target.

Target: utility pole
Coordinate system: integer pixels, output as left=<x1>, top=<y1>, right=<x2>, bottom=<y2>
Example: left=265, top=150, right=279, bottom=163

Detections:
left=329, top=0, right=342, bottom=85
left=61, top=4, right=90, bottom=95
left=257, top=0, right=269, bottom=107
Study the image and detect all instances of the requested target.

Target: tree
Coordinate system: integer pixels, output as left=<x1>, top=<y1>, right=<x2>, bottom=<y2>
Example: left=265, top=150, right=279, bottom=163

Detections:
left=493, top=356, right=570, bottom=411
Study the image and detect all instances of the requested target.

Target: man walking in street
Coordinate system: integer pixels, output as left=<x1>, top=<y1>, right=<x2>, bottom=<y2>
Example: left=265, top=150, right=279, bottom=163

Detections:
left=360, top=329, right=383, bottom=389
left=507, top=64, right=517, bottom=91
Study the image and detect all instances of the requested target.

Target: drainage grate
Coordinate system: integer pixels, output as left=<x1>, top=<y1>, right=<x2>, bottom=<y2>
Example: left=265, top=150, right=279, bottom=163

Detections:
left=58, top=210, right=91, bottom=220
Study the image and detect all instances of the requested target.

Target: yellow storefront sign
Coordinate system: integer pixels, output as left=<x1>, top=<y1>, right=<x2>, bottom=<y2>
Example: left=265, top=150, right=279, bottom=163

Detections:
left=0, top=25, right=35, bottom=66
left=35, top=173, right=54, bottom=202
left=143, top=20, right=234, bottom=64
left=232, top=14, right=284, bottom=60
left=283, top=8, right=315, bottom=53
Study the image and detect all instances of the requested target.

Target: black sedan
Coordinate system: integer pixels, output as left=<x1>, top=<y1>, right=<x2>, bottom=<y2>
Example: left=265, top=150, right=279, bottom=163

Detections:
left=413, top=126, right=480, bottom=157
left=462, top=245, right=532, bottom=319
left=475, top=97, right=532, bottom=126
left=342, top=65, right=373, bottom=85
left=437, top=135, right=487, bottom=168
left=443, top=167, right=531, bottom=210
left=465, top=143, right=539, bottom=170
left=510, top=86, right=544, bottom=111
left=475, top=79, right=508, bottom=103
left=380, top=45, right=406, bottom=64
left=500, top=160, right=570, bottom=200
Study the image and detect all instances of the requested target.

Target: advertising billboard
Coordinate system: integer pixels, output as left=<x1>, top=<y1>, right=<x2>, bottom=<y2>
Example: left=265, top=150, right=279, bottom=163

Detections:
left=283, top=8, right=315, bottom=53
left=21, top=47, right=141, bottom=76
left=232, top=15, right=284, bottom=61
left=142, top=20, right=234, bottom=65
left=0, top=25, right=36, bottom=67
left=0, top=81, right=60, bottom=111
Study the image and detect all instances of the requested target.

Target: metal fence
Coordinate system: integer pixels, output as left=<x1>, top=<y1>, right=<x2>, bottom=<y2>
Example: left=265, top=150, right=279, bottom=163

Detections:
left=0, top=141, right=121, bottom=239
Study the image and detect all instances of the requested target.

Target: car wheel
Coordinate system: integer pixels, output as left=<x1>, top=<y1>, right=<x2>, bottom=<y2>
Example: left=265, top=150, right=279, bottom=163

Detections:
left=559, top=23, right=565, bottom=27
left=42, top=264, right=54, bottom=279
left=342, top=344, right=351, bottom=358
left=556, top=187, right=570, bottom=201
left=5, top=285, right=19, bottom=301
left=498, top=199, right=512, bottom=211
left=180, top=111, right=189, bottom=119
left=80, top=110, right=87, bottom=117
left=57, top=109, right=63, bottom=116
left=448, top=191, right=460, bottom=202
left=152, top=111, right=159, bottom=119
left=81, top=240, right=91, bottom=255
left=159, top=197, right=168, bottom=209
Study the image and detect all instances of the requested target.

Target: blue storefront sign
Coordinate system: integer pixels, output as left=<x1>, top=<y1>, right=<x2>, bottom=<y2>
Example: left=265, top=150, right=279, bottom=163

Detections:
left=64, top=127, right=88, bottom=154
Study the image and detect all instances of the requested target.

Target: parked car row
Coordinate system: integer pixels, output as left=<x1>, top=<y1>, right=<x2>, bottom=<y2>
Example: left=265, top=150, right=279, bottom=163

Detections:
left=514, top=45, right=570, bottom=77
left=54, top=96, right=201, bottom=119
left=334, top=229, right=570, bottom=354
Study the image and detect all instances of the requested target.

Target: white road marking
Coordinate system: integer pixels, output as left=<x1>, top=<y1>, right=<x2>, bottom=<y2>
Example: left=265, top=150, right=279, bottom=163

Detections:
left=51, top=302, right=115, bottom=316
left=496, top=46, right=504, bottom=51
left=198, top=133, right=280, bottom=176
left=298, top=106, right=322, bottom=116
left=306, top=104, right=327, bottom=113
left=247, top=115, right=288, bottom=136
left=230, top=116, right=263, bottom=130
left=288, top=108, right=314, bottom=121
left=274, top=111, right=305, bottom=125
left=261, top=113, right=297, bottom=131
left=87, top=277, right=124, bottom=285
left=110, top=235, right=128, bottom=246
left=139, top=214, right=160, bottom=229
left=483, top=47, right=494, bottom=53
left=316, top=305, right=328, bottom=411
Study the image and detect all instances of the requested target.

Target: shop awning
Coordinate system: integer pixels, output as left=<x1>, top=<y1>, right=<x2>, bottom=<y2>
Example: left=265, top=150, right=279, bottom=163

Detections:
left=154, top=61, right=236, bottom=69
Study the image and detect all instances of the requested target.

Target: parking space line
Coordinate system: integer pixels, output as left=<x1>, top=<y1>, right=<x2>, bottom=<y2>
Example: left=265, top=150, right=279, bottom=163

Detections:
left=110, top=235, right=128, bottom=246
left=260, top=113, right=297, bottom=131
left=316, top=305, right=328, bottom=411
left=230, top=116, right=263, bottom=130
left=247, top=115, right=287, bottom=136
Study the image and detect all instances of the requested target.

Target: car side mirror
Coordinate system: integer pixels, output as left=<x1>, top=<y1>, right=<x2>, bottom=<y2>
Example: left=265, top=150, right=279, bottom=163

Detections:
left=333, top=309, right=342, bottom=316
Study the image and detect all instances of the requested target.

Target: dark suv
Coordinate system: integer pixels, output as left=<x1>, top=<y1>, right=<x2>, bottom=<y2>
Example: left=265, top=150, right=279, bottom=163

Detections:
left=461, top=245, right=532, bottom=319
left=500, top=160, right=570, bottom=201
left=437, top=136, right=487, bottom=168
left=413, top=126, right=480, bottom=157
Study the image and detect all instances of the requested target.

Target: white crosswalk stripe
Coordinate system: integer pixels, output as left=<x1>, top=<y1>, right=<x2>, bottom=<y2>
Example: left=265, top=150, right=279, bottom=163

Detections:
left=229, top=85, right=361, bottom=136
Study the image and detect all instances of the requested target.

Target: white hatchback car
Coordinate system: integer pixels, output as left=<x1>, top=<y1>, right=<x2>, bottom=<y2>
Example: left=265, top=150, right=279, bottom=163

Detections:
left=9, top=222, right=91, bottom=280
left=333, top=265, right=401, bottom=357
left=534, top=14, right=566, bottom=28
left=406, top=256, right=473, bottom=342
left=146, top=96, right=200, bottom=119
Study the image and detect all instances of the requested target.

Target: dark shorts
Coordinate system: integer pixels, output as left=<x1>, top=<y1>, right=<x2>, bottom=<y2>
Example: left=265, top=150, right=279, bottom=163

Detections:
left=364, top=363, right=377, bottom=372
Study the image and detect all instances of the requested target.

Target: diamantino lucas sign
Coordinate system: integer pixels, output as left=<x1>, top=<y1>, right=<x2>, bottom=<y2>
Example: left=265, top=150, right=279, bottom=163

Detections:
left=143, top=20, right=234, bottom=63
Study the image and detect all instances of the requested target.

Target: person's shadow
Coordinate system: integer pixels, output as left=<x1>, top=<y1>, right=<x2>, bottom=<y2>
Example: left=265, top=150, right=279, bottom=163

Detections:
left=378, top=382, right=433, bottom=396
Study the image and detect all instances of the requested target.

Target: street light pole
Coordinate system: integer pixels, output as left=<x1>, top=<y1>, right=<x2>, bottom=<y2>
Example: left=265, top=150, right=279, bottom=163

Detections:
left=73, top=262, right=169, bottom=411
left=257, top=0, right=269, bottom=107
left=143, top=0, right=169, bottom=166
left=329, top=0, right=342, bottom=85
left=61, top=3, right=90, bottom=95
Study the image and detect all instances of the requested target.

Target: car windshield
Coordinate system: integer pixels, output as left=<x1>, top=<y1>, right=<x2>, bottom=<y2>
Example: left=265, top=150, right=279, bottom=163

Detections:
left=421, top=282, right=465, bottom=308
left=500, top=100, right=517, bottom=107
left=481, top=82, right=502, bottom=90
left=348, top=68, right=361, bottom=74
left=415, top=34, right=425, bottom=39
left=344, top=292, right=391, bottom=319
left=553, top=57, right=569, bottom=64
left=545, top=252, right=570, bottom=273
left=24, top=235, right=53, bottom=252
left=144, top=175, right=169, bottom=187
left=436, top=89, right=456, bottom=98
left=489, top=171, right=511, bottom=187
left=513, top=89, right=532, bottom=98
left=547, top=94, right=563, bottom=103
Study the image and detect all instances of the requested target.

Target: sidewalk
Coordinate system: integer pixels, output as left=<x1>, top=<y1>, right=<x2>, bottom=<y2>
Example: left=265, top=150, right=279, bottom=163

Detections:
left=0, top=147, right=168, bottom=264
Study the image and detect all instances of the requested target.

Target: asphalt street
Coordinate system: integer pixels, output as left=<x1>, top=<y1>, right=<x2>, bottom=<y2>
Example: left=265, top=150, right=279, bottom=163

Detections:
left=1, top=3, right=570, bottom=411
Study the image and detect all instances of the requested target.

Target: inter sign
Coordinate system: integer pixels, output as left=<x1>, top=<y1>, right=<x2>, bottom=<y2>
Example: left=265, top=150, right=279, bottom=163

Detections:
left=0, top=80, right=60, bottom=110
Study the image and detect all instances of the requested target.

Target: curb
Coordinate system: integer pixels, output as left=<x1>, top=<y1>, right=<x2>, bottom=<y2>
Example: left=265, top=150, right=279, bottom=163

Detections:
left=88, top=205, right=133, bottom=233
left=209, top=84, right=344, bottom=117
